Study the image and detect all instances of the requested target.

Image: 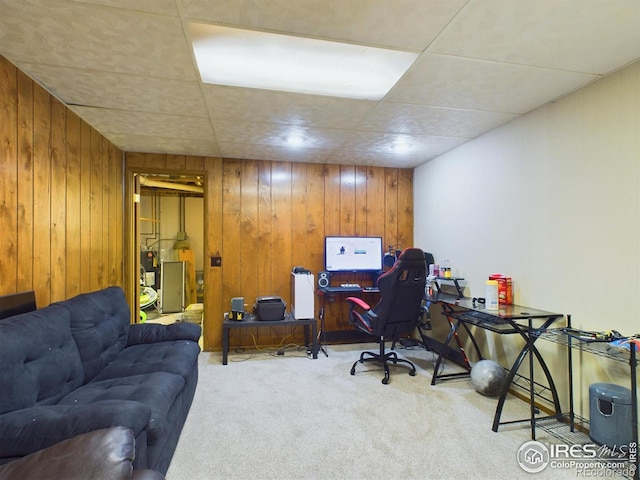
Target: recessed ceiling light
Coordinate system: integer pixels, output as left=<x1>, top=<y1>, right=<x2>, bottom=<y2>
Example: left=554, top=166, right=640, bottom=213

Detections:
left=189, top=23, right=419, bottom=100
left=284, top=134, right=307, bottom=146
left=391, top=140, right=413, bottom=153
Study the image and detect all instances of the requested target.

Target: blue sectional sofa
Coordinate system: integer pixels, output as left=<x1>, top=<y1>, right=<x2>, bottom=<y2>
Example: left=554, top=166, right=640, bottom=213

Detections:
left=0, top=286, right=201, bottom=475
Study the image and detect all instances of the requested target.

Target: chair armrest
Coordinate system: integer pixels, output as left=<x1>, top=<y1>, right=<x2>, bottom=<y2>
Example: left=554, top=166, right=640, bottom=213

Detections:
left=345, top=297, right=375, bottom=333
left=127, top=322, right=201, bottom=346
left=0, top=427, right=165, bottom=480
left=345, top=297, right=371, bottom=311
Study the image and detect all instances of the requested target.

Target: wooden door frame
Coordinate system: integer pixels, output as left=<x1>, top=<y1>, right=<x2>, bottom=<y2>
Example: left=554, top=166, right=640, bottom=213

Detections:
left=125, top=167, right=206, bottom=325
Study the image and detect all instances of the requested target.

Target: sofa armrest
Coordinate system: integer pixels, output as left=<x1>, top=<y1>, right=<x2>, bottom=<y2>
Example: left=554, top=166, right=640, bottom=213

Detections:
left=127, top=322, right=201, bottom=346
left=0, top=426, right=164, bottom=480
left=0, top=400, right=150, bottom=458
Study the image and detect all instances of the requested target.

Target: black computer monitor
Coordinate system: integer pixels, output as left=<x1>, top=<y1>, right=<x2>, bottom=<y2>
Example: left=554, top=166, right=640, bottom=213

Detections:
left=324, top=236, right=383, bottom=272
left=0, top=291, right=37, bottom=320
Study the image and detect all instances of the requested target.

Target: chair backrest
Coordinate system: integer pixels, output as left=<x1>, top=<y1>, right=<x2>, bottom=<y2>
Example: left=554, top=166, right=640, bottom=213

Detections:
left=370, top=247, right=426, bottom=338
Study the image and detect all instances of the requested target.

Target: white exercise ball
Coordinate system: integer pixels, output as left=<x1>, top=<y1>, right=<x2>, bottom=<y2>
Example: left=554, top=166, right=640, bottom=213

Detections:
left=470, top=360, right=507, bottom=397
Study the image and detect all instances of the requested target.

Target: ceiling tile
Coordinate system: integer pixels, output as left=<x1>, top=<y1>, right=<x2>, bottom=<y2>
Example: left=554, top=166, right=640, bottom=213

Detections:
left=325, top=149, right=441, bottom=169
left=340, top=130, right=466, bottom=156
left=204, top=85, right=376, bottom=129
left=430, top=0, right=640, bottom=74
left=359, top=102, right=519, bottom=138
left=387, top=53, right=600, bottom=113
left=71, top=106, right=214, bottom=140
left=213, top=120, right=350, bottom=150
left=218, top=143, right=332, bottom=164
left=107, top=134, right=219, bottom=157
left=180, top=0, right=467, bottom=50
left=0, top=0, right=196, bottom=80
left=70, top=0, right=179, bottom=16
left=19, top=63, right=207, bottom=116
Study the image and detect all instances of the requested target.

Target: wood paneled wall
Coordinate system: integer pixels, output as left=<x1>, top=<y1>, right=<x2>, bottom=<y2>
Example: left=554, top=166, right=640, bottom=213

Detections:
left=0, top=55, right=124, bottom=306
left=126, top=153, right=413, bottom=351
left=1, top=55, right=413, bottom=351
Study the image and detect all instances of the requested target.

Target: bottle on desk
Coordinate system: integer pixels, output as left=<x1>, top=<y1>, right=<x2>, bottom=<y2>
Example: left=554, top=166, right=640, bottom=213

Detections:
left=485, top=280, right=499, bottom=310
left=442, top=259, right=452, bottom=278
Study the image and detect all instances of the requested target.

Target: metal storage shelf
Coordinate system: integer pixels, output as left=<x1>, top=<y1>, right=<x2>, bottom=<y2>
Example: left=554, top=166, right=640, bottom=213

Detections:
left=541, top=328, right=633, bottom=363
left=540, top=323, right=638, bottom=480
left=535, top=413, right=590, bottom=444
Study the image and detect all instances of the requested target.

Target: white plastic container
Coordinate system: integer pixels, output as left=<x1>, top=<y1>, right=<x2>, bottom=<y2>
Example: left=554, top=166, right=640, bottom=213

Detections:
left=485, top=280, right=499, bottom=310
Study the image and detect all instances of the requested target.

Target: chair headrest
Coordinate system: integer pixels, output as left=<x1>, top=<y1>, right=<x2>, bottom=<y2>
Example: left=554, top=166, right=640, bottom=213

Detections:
left=394, top=248, right=426, bottom=268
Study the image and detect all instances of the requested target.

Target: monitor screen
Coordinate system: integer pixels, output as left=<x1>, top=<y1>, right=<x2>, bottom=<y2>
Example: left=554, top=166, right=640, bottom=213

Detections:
left=324, top=236, right=383, bottom=272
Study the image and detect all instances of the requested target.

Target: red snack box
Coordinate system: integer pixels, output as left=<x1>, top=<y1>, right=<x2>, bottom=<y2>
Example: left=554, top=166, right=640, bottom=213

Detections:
left=489, top=274, right=513, bottom=305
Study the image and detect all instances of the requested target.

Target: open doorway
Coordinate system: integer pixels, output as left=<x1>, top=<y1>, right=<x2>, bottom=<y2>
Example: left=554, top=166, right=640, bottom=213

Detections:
left=134, top=173, right=205, bottom=337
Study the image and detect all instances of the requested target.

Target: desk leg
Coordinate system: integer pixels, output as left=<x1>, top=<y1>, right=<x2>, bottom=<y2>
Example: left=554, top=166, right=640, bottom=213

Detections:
left=431, top=304, right=485, bottom=385
left=311, top=322, right=318, bottom=359
left=492, top=338, right=530, bottom=432
left=304, top=323, right=310, bottom=350
left=431, top=321, right=456, bottom=385
left=317, top=296, right=328, bottom=357
left=491, top=332, right=561, bottom=433
left=301, top=322, right=319, bottom=359
left=222, top=325, right=229, bottom=365
left=431, top=318, right=474, bottom=385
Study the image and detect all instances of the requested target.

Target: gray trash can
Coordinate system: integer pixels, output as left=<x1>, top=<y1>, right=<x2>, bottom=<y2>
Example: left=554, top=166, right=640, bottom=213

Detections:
left=589, top=382, right=633, bottom=448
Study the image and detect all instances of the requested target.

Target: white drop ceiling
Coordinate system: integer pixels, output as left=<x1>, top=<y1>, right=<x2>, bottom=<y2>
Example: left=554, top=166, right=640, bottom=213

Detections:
left=1, top=0, right=639, bottom=168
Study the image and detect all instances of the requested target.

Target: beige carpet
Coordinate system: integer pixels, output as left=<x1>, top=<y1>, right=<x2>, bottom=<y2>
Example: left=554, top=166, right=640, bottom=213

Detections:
left=166, top=343, right=620, bottom=480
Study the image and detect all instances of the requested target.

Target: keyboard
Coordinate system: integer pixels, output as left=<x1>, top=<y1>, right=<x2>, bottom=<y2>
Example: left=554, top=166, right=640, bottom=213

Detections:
left=455, top=310, right=508, bottom=325
left=323, top=285, right=361, bottom=293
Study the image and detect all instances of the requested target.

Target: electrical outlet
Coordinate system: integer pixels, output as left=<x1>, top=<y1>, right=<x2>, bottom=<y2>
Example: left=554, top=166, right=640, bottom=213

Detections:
left=211, top=256, right=222, bottom=267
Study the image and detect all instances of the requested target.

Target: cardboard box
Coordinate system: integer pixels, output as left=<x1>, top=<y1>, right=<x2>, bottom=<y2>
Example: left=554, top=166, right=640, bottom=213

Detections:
left=489, top=274, right=513, bottom=305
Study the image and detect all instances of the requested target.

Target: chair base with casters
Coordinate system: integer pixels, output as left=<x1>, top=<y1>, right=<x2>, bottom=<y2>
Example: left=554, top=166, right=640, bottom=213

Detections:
left=350, top=335, right=417, bottom=384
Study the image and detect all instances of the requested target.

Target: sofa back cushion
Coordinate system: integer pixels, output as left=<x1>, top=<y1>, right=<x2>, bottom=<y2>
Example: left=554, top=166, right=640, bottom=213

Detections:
left=0, top=305, right=84, bottom=414
left=60, top=287, right=131, bottom=383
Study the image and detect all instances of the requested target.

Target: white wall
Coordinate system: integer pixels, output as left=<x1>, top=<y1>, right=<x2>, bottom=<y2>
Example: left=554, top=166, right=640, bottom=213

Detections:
left=415, top=59, right=640, bottom=333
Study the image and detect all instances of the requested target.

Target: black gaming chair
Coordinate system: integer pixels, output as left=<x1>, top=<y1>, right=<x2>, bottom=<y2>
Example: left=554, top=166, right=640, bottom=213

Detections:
left=346, top=248, right=427, bottom=384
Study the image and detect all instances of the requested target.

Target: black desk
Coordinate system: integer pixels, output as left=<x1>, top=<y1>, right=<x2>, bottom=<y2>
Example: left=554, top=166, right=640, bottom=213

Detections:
left=317, top=286, right=380, bottom=349
left=426, top=293, right=564, bottom=438
left=222, top=313, right=318, bottom=365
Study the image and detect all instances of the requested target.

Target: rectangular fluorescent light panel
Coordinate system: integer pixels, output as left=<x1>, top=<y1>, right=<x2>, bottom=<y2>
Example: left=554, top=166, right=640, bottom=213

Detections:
left=189, top=23, right=419, bottom=100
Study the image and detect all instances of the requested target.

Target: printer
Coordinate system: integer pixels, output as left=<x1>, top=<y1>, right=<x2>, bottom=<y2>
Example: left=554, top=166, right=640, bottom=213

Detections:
left=253, top=296, right=286, bottom=321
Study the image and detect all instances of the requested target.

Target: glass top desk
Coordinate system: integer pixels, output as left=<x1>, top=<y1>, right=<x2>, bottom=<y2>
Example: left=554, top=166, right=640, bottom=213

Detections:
left=425, top=292, right=564, bottom=438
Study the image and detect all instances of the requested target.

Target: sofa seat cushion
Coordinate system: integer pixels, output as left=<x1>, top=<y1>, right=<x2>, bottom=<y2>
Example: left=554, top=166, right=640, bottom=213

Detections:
left=0, top=305, right=83, bottom=414
left=92, top=341, right=200, bottom=382
left=58, top=372, right=185, bottom=445
left=59, top=286, right=131, bottom=383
